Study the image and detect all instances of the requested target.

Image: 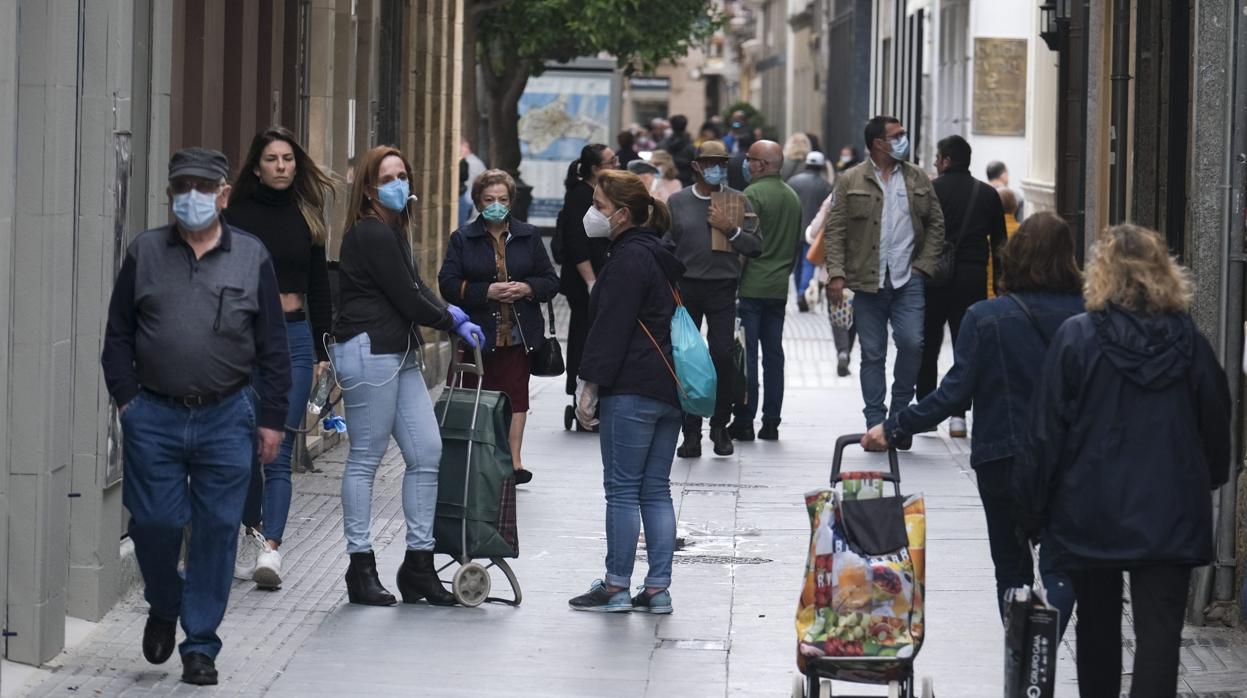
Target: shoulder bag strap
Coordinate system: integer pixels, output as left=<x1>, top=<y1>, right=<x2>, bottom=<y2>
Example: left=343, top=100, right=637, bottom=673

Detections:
left=1007, top=293, right=1051, bottom=347
left=546, top=300, right=557, bottom=337
left=635, top=280, right=688, bottom=398
left=950, top=181, right=981, bottom=247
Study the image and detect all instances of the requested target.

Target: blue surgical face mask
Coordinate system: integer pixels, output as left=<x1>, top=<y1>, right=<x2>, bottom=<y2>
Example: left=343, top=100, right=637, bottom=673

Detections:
left=377, top=178, right=411, bottom=212
left=741, top=159, right=753, bottom=184
left=701, top=164, right=726, bottom=186
left=481, top=202, right=509, bottom=222
left=172, top=189, right=220, bottom=231
left=889, top=134, right=910, bottom=161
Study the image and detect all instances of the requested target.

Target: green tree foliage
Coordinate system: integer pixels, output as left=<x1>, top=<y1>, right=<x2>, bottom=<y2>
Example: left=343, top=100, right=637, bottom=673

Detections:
left=477, top=0, right=721, bottom=178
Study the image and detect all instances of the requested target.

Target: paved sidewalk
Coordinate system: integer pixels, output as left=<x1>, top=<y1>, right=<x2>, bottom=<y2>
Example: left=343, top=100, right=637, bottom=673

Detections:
left=17, top=301, right=1247, bottom=697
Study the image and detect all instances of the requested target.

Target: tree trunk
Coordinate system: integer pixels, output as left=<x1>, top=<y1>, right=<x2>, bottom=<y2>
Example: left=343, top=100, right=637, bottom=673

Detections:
left=483, top=57, right=532, bottom=177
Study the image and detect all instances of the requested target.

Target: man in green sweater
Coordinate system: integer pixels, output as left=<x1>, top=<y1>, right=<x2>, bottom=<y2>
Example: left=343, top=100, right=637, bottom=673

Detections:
left=729, top=140, right=803, bottom=441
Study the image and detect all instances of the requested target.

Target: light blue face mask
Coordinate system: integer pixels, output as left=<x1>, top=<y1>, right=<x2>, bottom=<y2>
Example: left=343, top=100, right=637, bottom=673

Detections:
left=377, top=178, right=411, bottom=212
left=702, top=164, right=726, bottom=186
left=172, top=189, right=219, bottom=231
left=481, top=202, right=510, bottom=222
left=889, top=134, right=911, bottom=161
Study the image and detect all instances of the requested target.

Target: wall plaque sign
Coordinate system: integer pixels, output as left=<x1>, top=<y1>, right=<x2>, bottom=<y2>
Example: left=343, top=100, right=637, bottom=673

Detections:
left=973, top=38, right=1027, bottom=136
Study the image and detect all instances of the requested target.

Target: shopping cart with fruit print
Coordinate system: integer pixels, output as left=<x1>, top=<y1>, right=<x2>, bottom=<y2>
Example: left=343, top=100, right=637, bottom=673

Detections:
left=790, top=435, right=933, bottom=698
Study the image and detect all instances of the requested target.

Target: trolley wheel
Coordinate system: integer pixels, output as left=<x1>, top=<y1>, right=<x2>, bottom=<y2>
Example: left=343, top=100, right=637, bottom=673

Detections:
left=888, top=681, right=900, bottom=698
left=452, top=562, right=491, bottom=607
left=819, top=679, right=831, bottom=697
left=564, top=404, right=574, bottom=431
left=920, top=677, right=934, bottom=698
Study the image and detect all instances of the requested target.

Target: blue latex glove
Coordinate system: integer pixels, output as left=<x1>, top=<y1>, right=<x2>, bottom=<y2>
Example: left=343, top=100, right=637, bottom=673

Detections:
left=455, top=320, right=485, bottom=349
left=447, top=304, right=470, bottom=328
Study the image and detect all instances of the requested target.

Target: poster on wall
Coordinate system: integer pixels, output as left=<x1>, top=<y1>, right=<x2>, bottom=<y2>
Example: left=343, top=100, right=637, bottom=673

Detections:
left=972, top=38, right=1027, bottom=137
left=517, top=70, right=615, bottom=228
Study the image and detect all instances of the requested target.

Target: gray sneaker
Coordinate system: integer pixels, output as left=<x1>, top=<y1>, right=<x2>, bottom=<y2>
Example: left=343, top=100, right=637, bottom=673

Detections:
left=631, top=587, right=673, bottom=614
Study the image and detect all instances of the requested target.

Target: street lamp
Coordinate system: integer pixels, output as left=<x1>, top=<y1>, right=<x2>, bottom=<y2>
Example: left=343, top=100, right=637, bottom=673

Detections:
left=1039, top=0, right=1070, bottom=52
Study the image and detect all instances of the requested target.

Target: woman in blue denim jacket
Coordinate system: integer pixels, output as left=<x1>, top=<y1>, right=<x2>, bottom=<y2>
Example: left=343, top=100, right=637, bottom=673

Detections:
left=862, top=211, right=1083, bottom=631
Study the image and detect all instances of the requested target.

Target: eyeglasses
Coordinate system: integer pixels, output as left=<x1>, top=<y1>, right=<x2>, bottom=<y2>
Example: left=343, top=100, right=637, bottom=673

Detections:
left=170, top=179, right=223, bottom=195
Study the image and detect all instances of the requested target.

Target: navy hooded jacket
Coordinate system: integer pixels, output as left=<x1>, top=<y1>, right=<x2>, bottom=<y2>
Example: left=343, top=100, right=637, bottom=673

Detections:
left=578, top=227, right=686, bottom=408
left=1013, top=306, right=1231, bottom=570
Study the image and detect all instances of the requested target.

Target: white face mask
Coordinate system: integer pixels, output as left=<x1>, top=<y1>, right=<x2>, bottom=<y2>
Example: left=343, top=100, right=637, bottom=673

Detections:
left=583, top=206, right=616, bottom=239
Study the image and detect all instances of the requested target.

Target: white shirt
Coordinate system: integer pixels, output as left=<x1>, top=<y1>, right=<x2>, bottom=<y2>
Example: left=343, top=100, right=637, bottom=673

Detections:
left=872, top=160, right=916, bottom=289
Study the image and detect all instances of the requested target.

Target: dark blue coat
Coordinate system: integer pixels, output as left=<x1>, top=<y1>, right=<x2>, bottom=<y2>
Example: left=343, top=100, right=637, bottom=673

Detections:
left=885, top=292, right=1085, bottom=466
left=1013, top=306, right=1231, bottom=571
left=438, top=217, right=560, bottom=354
left=579, top=227, right=686, bottom=408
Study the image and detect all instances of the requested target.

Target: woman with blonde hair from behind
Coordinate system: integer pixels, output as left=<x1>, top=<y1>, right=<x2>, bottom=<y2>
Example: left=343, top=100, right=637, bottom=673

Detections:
left=646, top=150, right=683, bottom=203
left=780, top=132, right=812, bottom=180
left=568, top=169, right=687, bottom=614
left=1013, top=223, right=1231, bottom=698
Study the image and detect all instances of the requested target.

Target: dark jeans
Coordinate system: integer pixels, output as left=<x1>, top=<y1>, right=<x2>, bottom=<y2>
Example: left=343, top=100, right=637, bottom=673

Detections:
left=917, top=265, right=987, bottom=418
left=564, top=290, right=590, bottom=396
left=121, top=389, right=255, bottom=659
left=243, top=318, right=315, bottom=544
left=974, top=460, right=1074, bottom=636
left=680, top=278, right=738, bottom=432
left=734, top=297, right=786, bottom=425
left=1070, top=565, right=1191, bottom=698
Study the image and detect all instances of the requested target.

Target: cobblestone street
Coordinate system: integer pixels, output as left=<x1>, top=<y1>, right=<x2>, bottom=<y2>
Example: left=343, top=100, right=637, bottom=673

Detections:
left=12, top=303, right=1247, bottom=697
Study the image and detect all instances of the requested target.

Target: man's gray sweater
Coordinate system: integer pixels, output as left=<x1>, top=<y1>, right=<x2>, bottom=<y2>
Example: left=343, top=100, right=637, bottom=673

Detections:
left=665, top=184, right=762, bottom=281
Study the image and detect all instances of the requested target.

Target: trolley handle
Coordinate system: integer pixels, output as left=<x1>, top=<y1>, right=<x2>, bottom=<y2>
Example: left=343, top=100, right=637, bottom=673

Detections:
left=830, top=433, right=901, bottom=486
left=451, top=342, right=485, bottom=378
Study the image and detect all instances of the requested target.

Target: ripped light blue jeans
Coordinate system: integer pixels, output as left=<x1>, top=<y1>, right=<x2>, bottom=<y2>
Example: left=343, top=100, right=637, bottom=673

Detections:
left=332, top=332, right=442, bottom=554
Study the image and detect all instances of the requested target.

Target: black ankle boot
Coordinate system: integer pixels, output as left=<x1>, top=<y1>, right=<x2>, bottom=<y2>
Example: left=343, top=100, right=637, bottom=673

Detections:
left=396, top=550, right=458, bottom=606
left=345, top=551, right=396, bottom=606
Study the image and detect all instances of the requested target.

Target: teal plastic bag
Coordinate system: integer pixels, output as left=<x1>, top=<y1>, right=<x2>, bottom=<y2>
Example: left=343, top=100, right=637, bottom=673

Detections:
left=670, top=305, right=717, bottom=417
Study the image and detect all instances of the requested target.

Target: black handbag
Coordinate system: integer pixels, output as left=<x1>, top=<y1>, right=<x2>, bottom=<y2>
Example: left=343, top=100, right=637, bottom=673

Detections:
left=528, top=301, right=565, bottom=377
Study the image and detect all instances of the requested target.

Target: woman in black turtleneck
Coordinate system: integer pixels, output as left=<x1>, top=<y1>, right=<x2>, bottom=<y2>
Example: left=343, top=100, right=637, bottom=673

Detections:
left=224, top=126, right=335, bottom=591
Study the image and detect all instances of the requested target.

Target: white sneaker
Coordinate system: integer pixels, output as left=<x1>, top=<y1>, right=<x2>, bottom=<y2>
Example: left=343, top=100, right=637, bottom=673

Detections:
left=949, top=416, right=968, bottom=438
left=253, top=544, right=283, bottom=589
left=233, top=528, right=264, bottom=580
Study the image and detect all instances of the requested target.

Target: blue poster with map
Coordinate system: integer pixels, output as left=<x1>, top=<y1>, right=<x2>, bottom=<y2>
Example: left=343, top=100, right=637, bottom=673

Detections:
left=518, top=72, right=613, bottom=227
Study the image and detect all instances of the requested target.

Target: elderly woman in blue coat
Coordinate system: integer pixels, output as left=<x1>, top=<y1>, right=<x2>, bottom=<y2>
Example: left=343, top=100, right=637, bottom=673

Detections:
left=439, top=169, right=560, bottom=485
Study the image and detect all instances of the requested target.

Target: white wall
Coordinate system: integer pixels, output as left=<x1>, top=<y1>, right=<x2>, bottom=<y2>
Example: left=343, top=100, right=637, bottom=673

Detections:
left=961, top=0, right=1033, bottom=184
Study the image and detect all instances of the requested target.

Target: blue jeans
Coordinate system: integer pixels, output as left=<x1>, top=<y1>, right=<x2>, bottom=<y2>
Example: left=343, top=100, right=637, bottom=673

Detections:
left=243, top=318, right=315, bottom=544
left=600, top=394, right=682, bottom=589
left=852, top=275, right=925, bottom=427
left=122, top=390, right=255, bottom=659
left=793, top=243, right=816, bottom=296
left=332, top=332, right=442, bottom=554
left=734, top=297, right=787, bottom=425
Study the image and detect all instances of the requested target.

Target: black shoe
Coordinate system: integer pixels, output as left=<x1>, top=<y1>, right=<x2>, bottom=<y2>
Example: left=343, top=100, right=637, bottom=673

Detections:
left=727, top=421, right=754, bottom=442
left=676, top=434, right=702, bottom=458
left=396, top=550, right=458, bottom=606
left=758, top=423, right=779, bottom=441
left=836, top=352, right=850, bottom=377
left=142, top=612, right=177, bottom=665
left=345, top=551, right=396, bottom=606
left=710, top=427, right=734, bottom=456
left=181, top=652, right=218, bottom=686
left=514, top=468, right=533, bottom=485
left=797, top=296, right=810, bottom=313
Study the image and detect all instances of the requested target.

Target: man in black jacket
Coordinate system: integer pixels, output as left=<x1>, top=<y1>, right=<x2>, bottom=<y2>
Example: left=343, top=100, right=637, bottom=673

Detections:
left=919, top=135, right=1006, bottom=437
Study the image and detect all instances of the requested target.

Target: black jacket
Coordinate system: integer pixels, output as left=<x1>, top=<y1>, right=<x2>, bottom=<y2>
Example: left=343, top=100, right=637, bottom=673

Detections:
left=579, top=227, right=686, bottom=408
left=1014, top=306, right=1231, bottom=570
left=659, top=133, right=697, bottom=186
left=334, top=218, right=455, bottom=354
left=932, top=167, right=1007, bottom=276
left=555, top=181, right=611, bottom=298
left=438, top=217, right=560, bottom=354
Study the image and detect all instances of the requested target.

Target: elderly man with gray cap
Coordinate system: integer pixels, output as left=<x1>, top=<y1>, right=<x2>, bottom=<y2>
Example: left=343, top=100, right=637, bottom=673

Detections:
left=101, top=147, right=290, bottom=686
left=786, top=150, right=833, bottom=311
left=664, top=139, right=761, bottom=457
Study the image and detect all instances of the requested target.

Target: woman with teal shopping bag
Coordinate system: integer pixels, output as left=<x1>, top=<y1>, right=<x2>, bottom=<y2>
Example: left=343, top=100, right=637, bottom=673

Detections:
left=569, top=169, right=710, bottom=615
